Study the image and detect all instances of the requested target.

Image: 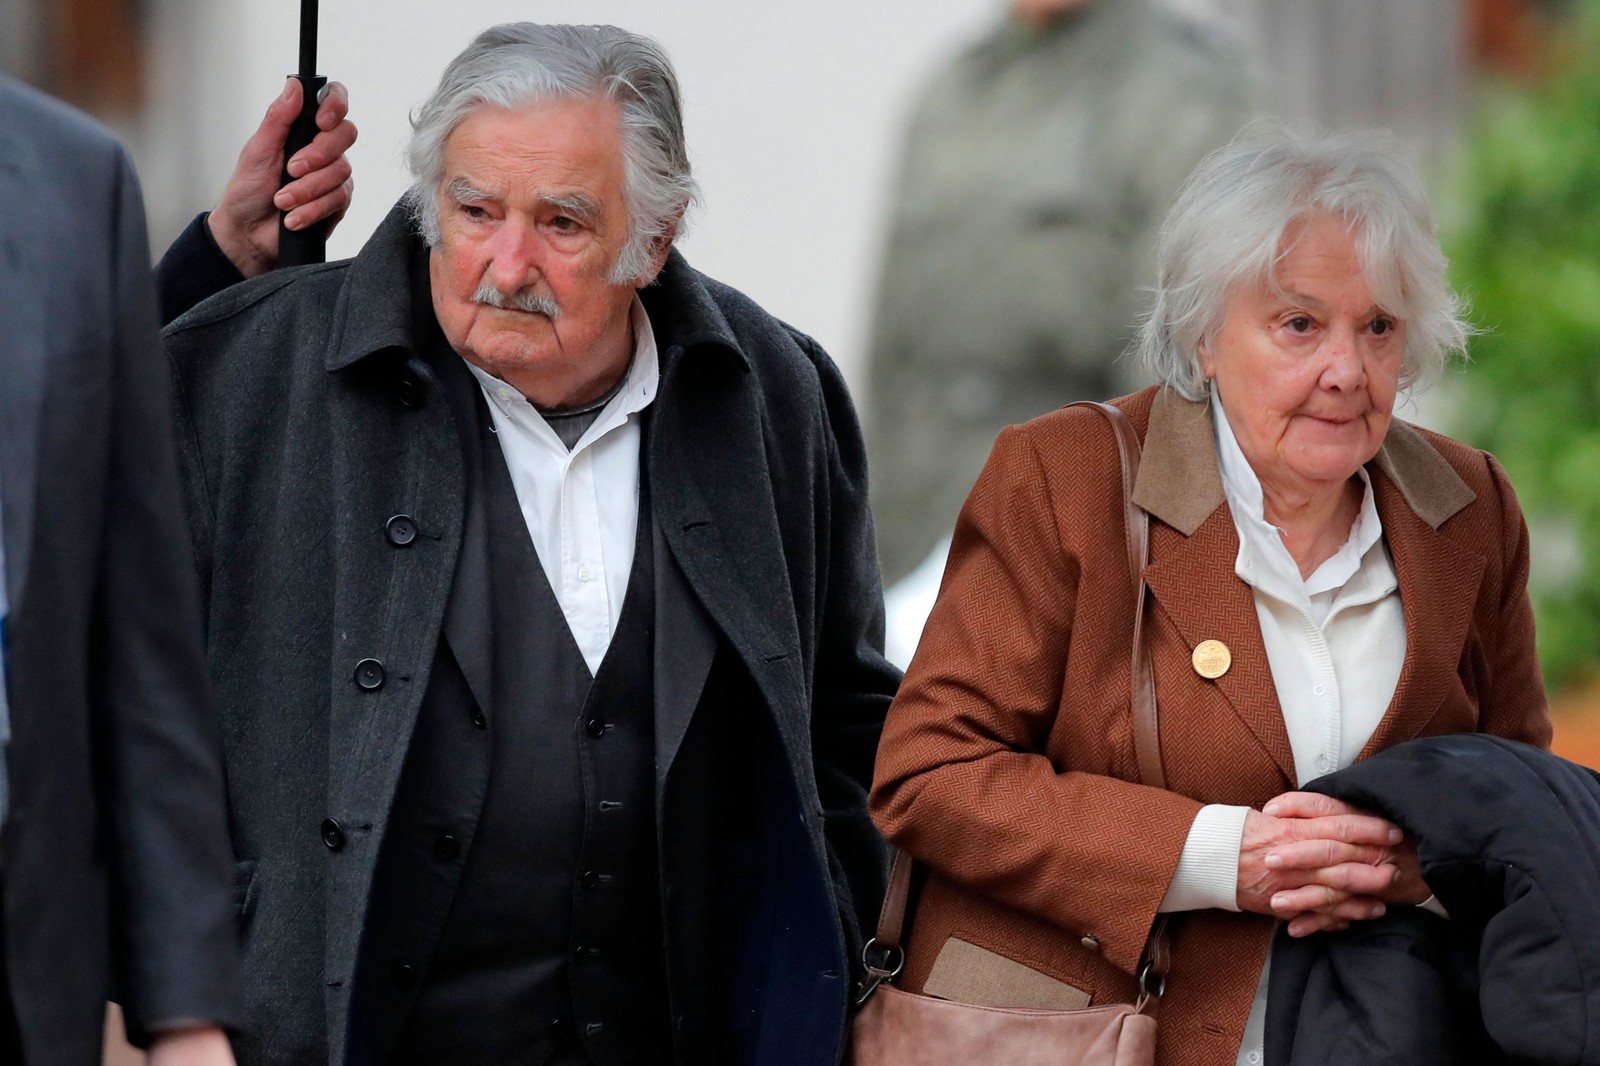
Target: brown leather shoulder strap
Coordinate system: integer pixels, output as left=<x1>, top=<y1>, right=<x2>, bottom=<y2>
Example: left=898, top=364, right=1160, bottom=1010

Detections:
left=1067, top=402, right=1162, bottom=790
left=873, top=847, right=916, bottom=948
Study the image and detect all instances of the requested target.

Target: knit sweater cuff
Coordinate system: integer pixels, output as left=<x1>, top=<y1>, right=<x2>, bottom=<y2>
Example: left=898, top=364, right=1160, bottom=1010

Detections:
left=1159, top=803, right=1250, bottom=913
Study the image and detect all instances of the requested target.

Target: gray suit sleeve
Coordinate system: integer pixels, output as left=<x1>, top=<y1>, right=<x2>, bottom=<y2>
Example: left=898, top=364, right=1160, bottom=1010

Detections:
left=93, top=145, right=242, bottom=1043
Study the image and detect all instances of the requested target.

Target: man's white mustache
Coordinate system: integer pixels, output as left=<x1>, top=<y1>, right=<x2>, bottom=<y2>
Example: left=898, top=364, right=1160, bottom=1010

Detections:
left=472, top=279, right=561, bottom=317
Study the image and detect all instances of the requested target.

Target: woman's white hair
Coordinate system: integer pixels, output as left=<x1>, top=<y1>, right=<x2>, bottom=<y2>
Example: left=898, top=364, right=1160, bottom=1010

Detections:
left=1136, top=126, right=1472, bottom=400
left=405, top=23, right=699, bottom=284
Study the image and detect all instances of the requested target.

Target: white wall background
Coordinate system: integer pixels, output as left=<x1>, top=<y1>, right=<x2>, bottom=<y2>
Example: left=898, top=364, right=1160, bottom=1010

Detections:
left=139, top=0, right=1004, bottom=391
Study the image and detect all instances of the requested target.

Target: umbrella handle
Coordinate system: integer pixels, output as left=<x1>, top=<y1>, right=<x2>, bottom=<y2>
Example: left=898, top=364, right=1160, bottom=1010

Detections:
left=278, top=73, right=329, bottom=267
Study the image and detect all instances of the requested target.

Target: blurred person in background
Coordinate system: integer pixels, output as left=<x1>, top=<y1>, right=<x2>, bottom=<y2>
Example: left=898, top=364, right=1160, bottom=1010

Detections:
left=865, top=0, right=1259, bottom=664
left=870, top=129, right=1551, bottom=1065
left=1213, top=0, right=1470, bottom=159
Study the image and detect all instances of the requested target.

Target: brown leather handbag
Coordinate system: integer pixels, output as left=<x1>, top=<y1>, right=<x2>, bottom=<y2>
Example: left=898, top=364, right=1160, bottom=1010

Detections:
left=847, top=402, right=1167, bottom=1066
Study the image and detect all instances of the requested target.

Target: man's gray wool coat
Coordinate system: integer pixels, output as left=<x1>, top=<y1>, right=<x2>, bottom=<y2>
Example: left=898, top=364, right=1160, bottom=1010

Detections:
left=163, top=203, right=899, bottom=1066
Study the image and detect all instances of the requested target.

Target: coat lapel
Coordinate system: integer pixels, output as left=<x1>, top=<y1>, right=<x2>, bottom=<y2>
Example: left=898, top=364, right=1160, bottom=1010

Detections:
left=1143, top=513, right=1298, bottom=782
left=0, top=119, right=47, bottom=617
left=652, top=517, right=717, bottom=780
left=1357, top=457, right=1483, bottom=758
left=434, top=354, right=494, bottom=721
left=646, top=336, right=807, bottom=782
left=1134, top=389, right=1297, bottom=782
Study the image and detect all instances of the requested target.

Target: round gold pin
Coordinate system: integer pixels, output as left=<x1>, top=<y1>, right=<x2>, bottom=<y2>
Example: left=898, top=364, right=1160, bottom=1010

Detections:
left=1192, top=639, right=1232, bottom=679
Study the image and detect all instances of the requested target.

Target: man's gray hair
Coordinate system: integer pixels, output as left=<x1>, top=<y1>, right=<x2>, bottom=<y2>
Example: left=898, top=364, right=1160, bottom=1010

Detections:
left=1136, top=127, right=1471, bottom=400
left=405, top=23, right=698, bottom=284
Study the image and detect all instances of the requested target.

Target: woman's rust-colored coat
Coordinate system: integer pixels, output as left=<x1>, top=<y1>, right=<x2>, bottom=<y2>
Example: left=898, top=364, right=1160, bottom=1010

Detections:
left=870, top=386, right=1551, bottom=1065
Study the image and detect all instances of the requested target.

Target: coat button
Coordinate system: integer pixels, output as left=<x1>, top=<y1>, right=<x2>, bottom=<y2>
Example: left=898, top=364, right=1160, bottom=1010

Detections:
left=433, top=834, right=461, bottom=861
left=321, top=819, right=346, bottom=851
left=470, top=707, right=487, bottom=730
left=1080, top=934, right=1101, bottom=952
left=397, top=379, right=423, bottom=408
left=391, top=963, right=418, bottom=990
left=549, top=1017, right=571, bottom=1041
left=354, top=658, right=385, bottom=691
left=385, top=515, right=418, bottom=547
left=584, top=717, right=606, bottom=738
left=580, top=870, right=601, bottom=890
left=574, top=945, right=593, bottom=963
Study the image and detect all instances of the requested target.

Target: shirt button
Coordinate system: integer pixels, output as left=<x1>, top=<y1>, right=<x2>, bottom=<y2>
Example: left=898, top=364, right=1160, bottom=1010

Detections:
left=585, top=717, right=607, bottom=739
left=1313, top=684, right=1327, bottom=696
left=577, top=566, right=593, bottom=582
left=321, top=818, right=346, bottom=851
left=1248, top=1052, right=1262, bottom=1065
left=385, top=514, right=418, bottom=547
left=353, top=658, right=385, bottom=691
left=1318, top=756, right=1336, bottom=773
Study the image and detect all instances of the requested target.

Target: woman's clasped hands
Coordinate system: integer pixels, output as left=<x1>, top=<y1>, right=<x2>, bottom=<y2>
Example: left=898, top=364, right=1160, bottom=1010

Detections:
left=1237, top=792, right=1432, bottom=937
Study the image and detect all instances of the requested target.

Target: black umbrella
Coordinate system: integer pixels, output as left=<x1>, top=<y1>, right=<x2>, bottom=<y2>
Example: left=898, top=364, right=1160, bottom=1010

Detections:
left=278, top=0, right=329, bottom=266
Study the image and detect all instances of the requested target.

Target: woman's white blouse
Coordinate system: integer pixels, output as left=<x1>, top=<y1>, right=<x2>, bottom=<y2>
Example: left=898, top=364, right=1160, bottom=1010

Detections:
left=1156, top=396, right=1408, bottom=1065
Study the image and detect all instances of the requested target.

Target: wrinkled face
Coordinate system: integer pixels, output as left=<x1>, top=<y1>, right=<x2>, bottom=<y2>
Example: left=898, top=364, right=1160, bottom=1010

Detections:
left=1201, top=214, right=1403, bottom=498
left=429, top=96, right=651, bottom=407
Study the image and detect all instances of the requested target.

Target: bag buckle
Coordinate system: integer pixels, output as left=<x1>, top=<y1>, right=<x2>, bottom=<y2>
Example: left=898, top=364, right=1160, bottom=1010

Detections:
left=1137, top=959, right=1166, bottom=1000
left=855, top=937, right=905, bottom=1006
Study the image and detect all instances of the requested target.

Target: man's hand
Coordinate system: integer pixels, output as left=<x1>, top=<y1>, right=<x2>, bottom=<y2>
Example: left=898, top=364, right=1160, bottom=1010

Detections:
left=1236, top=791, right=1429, bottom=937
left=147, top=1025, right=236, bottom=1066
left=208, top=78, right=358, bottom=278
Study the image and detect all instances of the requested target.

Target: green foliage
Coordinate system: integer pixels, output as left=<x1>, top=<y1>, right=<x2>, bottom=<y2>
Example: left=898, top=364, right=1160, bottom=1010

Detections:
left=1445, top=0, right=1600, bottom=692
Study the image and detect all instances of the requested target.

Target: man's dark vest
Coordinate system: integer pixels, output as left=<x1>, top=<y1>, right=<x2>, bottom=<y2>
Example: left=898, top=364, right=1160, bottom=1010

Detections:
left=352, top=349, right=671, bottom=1066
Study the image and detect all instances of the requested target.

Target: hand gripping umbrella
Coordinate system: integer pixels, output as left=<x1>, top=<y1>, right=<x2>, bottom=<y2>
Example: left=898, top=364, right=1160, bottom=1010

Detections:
left=278, top=0, right=329, bottom=266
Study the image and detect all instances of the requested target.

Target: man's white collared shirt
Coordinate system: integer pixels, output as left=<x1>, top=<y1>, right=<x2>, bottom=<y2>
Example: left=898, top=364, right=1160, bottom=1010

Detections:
left=464, top=295, right=659, bottom=676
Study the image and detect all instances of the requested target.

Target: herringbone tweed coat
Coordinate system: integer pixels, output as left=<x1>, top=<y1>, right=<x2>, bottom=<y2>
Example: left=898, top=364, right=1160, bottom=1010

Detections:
left=870, top=385, right=1551, bottom=1065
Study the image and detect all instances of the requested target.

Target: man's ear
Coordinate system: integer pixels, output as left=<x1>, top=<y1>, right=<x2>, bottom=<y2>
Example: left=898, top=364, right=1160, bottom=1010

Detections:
left=636, top=212, right=683, bottom=288
left=1197, top=336, right=1215, bottom=378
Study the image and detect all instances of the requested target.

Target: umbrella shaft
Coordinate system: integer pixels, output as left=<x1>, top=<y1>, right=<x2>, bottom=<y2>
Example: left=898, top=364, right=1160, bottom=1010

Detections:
left=298, top=0, right=319, bottom=76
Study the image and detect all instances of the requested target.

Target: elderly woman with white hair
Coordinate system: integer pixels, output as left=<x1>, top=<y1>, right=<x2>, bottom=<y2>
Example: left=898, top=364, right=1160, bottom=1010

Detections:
left=867, top=130, right=1551, bottom=1066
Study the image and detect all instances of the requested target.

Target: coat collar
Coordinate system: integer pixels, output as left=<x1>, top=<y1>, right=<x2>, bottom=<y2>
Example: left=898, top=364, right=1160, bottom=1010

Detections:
left=1132, top=387, right=1476, bottom=535
left=325, top=202, right=433, bottom=372
left=324, top=201, right=752, bottom=376
left=639, top=250, right=752, bottom=372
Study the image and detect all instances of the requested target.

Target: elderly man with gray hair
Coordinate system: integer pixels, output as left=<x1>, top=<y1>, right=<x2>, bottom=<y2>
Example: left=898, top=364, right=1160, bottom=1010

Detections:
left=162, top=23, right=897, bottom=1066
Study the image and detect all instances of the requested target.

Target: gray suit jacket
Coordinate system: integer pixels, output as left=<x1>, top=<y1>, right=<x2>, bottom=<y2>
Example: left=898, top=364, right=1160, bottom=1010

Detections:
left=0, top=76, right=240, bottom=1063
left=164, top=204, right=898, bottom=1065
